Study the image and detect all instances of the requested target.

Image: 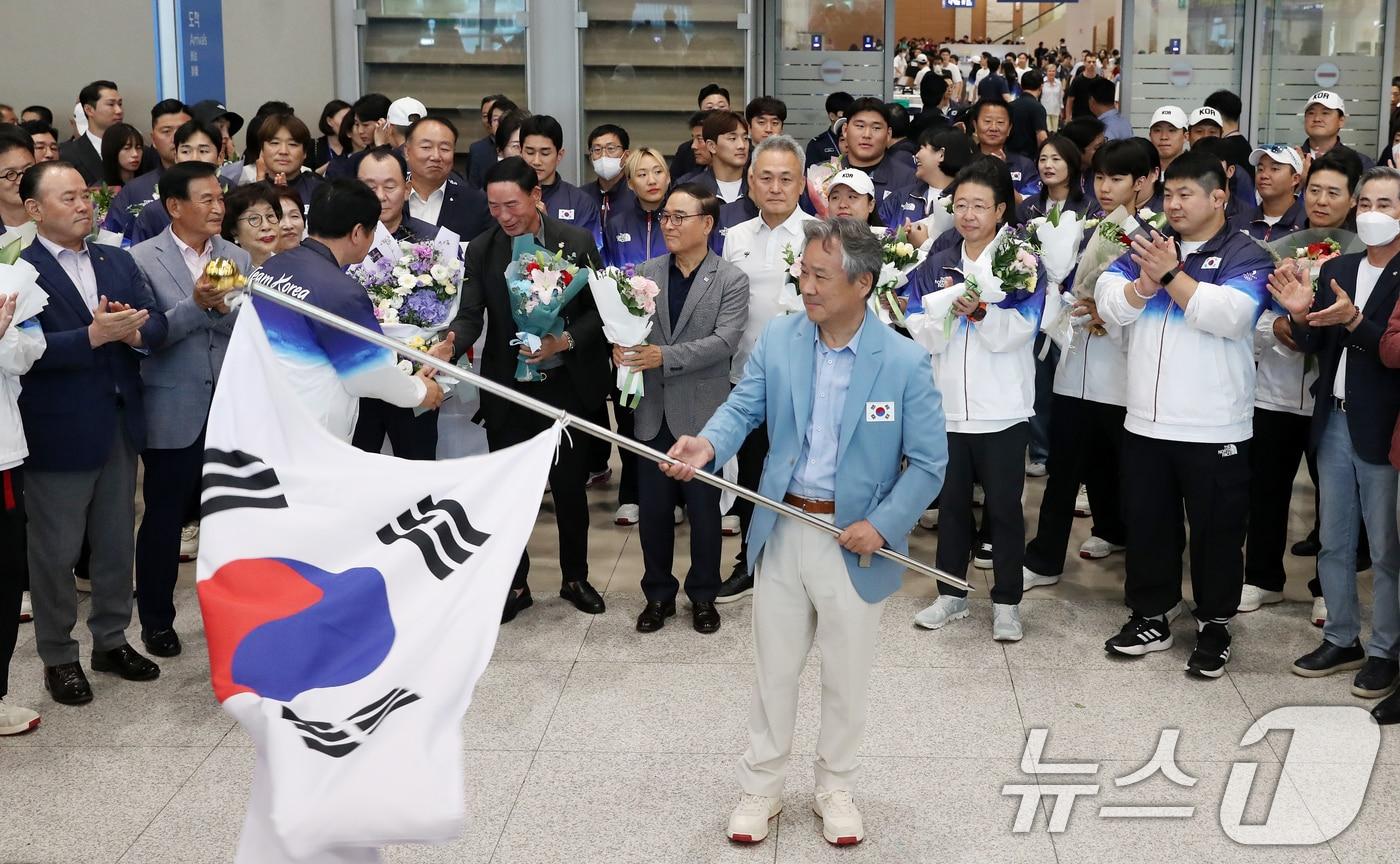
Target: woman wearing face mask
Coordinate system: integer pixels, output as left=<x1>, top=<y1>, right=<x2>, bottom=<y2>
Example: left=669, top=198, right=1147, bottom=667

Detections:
left=1016, top=136, right=1089, bottom=223
left=602, top=147, right=671, bottom=269
left=903, top=157, right=1046, bottom=643
left=886, top=128, right=974, bottom=249
left=221, top=182, right=284, bottom=268
left=585, top=124, right=637, bottom=224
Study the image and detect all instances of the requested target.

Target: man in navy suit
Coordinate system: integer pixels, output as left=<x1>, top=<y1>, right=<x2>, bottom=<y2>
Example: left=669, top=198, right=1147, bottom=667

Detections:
left=57, top=80, right=124, bottom=186
left=18, top=162, right=168, bottom=705
left=404, top=116, right=491, bottom=244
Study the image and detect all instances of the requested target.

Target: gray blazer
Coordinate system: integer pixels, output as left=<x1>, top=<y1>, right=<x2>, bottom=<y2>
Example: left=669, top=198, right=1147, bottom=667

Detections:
left=131, top=229, right=250, bottom=451
left=632, top=250, right=749, bottom=441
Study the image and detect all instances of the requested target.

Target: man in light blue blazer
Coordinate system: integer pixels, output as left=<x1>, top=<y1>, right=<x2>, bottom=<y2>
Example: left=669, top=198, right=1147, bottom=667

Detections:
left=662, top=217, right=947, bottom=847
left=129, top=161, right=248, bottom=659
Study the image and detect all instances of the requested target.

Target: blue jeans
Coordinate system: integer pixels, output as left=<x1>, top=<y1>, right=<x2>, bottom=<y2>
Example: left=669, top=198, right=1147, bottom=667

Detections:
left=1318, top=410, right=1400, bottom=658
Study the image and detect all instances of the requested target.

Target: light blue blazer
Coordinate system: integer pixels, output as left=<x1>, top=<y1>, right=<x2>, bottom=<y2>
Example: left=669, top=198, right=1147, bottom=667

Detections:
left=700, top=308, right=948, bottom=603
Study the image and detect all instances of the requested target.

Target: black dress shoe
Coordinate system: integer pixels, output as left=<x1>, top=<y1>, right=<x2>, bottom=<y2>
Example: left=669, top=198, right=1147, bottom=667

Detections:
left=141, top=628, right=182, bottom=658
left=91, top=644, right=160, bottom=681
left=1291, top=532, right=1321, bottom=557
left=715, top=567, right=754, bottom=604
left=501, top=587, right=533, bottom=624
left=1373, top=690, right=1400, bottom=725
left=1292, top=639, right=1365, bottom=678
left=560, top=581, right=606, bottom=614
left=44, top=662, right=93, bottom=705
left=1353, top=657, right=1400, bottom=699
left=692, top=601, right=721, bottom=634
left=636, top=600, right=676, bottom=632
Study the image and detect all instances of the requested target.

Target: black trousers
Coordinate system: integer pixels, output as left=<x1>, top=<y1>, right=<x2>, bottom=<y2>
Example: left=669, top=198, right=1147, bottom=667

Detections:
left=638, top=422, right=722, bottom=604
left=134, top=436, right=204, bottom=633
left=0, top=468, right=25, bottom=699
left=1246, top=408, right=1322, bottom=596
left=586, top=396, right=638, bottom=506
left=731, top=424, right=769, bottom=572
left=1025, top=396, right=1126, bottom=576
left=937, top=423, right=1030, bottom=605
left=1122, top=432, right=1250, bottom=621
left=484, top=373, right=595, bottom=591
left=351, top=399, right=439, bottom=460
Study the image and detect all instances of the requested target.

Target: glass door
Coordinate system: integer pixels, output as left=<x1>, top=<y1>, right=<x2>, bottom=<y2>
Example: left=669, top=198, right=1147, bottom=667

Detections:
left=773, top=0, right=889, bottom=147
left=1124, top=0, right=1246, bottom=133
left=1252, top=0, right=1389, bottom=154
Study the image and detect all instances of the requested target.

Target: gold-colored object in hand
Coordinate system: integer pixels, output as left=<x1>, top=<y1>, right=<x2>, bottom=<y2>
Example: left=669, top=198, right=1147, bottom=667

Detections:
left=204, top=257, right=247, bottom=293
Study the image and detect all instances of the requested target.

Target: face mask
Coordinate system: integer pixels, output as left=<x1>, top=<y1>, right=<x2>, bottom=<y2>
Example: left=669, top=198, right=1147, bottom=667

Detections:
left=592, top=157, right=623, bottom=181
left=1357, top=210, right=1400, bottom=246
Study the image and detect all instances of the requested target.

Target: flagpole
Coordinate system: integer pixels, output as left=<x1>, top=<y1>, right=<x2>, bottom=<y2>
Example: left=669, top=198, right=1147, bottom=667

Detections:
left=245, top=284, right=970, bottom=592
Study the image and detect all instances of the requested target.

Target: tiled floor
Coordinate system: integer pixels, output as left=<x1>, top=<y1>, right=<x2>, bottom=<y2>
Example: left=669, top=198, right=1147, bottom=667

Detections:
left=3, top=463, right=1391, bottom=863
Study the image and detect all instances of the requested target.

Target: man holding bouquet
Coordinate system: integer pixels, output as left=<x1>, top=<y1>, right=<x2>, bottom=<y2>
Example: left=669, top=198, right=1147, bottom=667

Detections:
left=448, top=157, right=609, bottom=624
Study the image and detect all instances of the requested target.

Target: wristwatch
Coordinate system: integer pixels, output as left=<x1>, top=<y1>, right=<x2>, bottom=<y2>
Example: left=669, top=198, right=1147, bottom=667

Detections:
left=1160, top=267, right=1180, bottom=286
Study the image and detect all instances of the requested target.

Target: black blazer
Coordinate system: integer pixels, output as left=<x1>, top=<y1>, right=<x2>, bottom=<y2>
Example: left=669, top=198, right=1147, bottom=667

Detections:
left=436, top=172, right=492, bottom=244
left=448, top=216, right=608, bottom=428
left=1293, top=251, right=1400, bottom=465
left=59, top=136, right=104, bottom=186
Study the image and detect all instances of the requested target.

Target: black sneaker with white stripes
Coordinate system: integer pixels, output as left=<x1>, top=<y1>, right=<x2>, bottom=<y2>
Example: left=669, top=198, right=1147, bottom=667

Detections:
left=1186, top=621, right=1231, bottom=679
left=1104, top=615, right=1173, bottom=656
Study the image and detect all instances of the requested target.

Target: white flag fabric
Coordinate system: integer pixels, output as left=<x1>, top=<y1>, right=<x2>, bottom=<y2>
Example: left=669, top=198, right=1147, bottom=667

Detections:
left=197, top=302, right=557, bottom=863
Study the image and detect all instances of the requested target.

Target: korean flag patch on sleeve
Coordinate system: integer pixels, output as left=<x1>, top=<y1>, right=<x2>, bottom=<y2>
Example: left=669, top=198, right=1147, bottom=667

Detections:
left=866, top=401, right=895, bottom=422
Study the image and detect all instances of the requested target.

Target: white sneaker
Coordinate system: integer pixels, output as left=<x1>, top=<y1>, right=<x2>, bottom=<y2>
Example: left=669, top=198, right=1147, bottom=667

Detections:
left=726, top=793, right=782, bottom=843
left=1078, top=536, right=1125, bottom=560
left=812, top=789, right=864, bottom=846
left=972, top=484, right=986, bottom=507
left=1073, top=486, right=1091, bottom=517
left=1237, top=584, right=1283, bottom=613
left=673, top=506, right=684, bottom=525
left=721, top=515, right=741, bottom=536
left=1311, top=597, right=1327, bottom=628
left=178, top=523, right=199, bottom=562
left=18, top=591, right=31, bottom=623
left=914, top=596, right=970, bottom=630
left=1023, top=566, right=1060, bottom=591
left=0, top=699, right=40, bottom=735
left=918, top=508, right=939, bottom=529
left=613, top=504, right=640, bottom=526
left=1025, top=460, right=1047, bottom=477
left=993, top=603, right=1023, bottom=642
left=972, top=542, right=994, bottom=570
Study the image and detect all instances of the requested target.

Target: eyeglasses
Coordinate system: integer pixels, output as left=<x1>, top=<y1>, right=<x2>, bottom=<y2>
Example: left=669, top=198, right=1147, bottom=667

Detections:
left=0, top=167, right=27, bottom=184
left=239, top=213, right=277, bottom=228
left=657, top=211, right=704, bottom=225
left=589, top=145, right=624, bottom=158
left=953, top=202, right=995, bottom=215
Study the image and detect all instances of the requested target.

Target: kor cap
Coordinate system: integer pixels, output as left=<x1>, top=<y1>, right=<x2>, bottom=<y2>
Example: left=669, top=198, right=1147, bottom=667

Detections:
left=1188, top=106, right=1223, bottom=129
left=1306, top=90, right=1346, bottom=115
left=827, top=167, right=875, bottom=197
left=1149, top=106, right=1188, bottom=131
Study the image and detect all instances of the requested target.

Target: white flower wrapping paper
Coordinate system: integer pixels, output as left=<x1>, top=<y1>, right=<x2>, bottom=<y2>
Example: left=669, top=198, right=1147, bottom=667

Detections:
left=1032, top=212, right=1083, bottom=351
left=0, top=258, right=49, bottom=323
left=587, top=270, right=655, bottom=405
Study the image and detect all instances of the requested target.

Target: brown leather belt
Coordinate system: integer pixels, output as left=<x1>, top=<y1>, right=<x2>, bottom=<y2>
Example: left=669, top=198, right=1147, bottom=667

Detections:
left=783, top=493, right=835, bottom=514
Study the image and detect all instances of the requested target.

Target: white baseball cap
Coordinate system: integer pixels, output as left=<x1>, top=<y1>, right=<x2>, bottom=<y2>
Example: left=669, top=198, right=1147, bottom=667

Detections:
left=1149, top=106, right=1188, bottom=131
left=387, top=97, right=427, bottom=127
left=1188, top=106, right=1223, bottom=129
left=1249, top=144, right=1305, bottom=174
left=1305, top=90, right=1346, bottom=115
left=828, top=168, right=875, bottom=198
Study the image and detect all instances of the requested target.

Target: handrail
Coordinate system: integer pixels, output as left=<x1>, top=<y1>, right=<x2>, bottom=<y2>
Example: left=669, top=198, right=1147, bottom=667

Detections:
left=989, top=3, right=1071, bottom=44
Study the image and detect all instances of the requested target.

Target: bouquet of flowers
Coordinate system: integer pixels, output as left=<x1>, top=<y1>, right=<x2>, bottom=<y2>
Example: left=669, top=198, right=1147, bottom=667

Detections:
left=871, top=225, right=926, bottom=325
left=1069, top=206, right=1167, bottom=335
left=804, top=158, right=842, bottom=218
left=506, top=236, right=590, bottom=382
left=777, top=243, right=805, bottom=315
left=349, top=228, right=463, bottom=340
left=88, top=185, right=115, bottom=230
left=589, top=263, right=660, bottom=408
left=1026, top=205, right=1084, bottom=351
left=940, top=227, right=1040, bottom=339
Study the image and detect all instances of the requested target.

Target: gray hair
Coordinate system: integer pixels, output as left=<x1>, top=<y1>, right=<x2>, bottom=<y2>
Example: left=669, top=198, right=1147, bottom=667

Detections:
left=802, top=217, right=882, bottom=294
left=750, top=133, right=806, bottom=171
left=1358, top=165, right=1400, bottom=198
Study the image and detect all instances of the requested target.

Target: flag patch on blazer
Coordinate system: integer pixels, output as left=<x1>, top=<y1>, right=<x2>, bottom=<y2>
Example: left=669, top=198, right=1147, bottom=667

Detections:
left=866, top=401, right=895, bottom=422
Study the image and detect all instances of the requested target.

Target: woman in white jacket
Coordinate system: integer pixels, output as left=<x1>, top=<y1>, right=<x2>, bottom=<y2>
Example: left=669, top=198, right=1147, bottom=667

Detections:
left=902, top=157, right=1046, bottom=642
left=1, top=288, right=47, bottom=735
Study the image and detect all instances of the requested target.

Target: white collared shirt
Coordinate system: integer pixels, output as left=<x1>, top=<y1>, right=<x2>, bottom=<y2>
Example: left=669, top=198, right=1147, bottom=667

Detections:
left=721, top=207, right=817, bottom=382
left=86, top=129, right=104, bottom=155
left=171, top=229, right=212, bottom=283
left=1335, top=259, right=1383, bottom=400
left=36, top=233, right=99, bottom=309
left=408, top=181, right=447, bottom=225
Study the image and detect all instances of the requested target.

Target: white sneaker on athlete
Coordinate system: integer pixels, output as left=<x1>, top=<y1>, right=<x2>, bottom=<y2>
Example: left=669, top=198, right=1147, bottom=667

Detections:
left=1078, top=536, right=1125, bottom=559
left=721, top=515, right=741, bottom=536
left=18, top=591, right=32, bottom=623
left=614, top=504, right=640, bottom=526
left=918, top=508, right=939, bottom=529
left=993, top=603, right=1023, bottom=642
left=1023, top=566, right=1060, bottom=592
left=1311, top=597, right=1327, bottom=627
left=812, top=789, right=864, bottom=846
left=726, top=793, right=782, bottom=843
left=1237, top=585, right=1283, bottom=613
left=0, top=699, right=40, bottom=736
left=1073, top=486, right=1091, bottom=517
left=914, top=596, right=970, bottom=630
left=178, top=523, right=199, bottom=562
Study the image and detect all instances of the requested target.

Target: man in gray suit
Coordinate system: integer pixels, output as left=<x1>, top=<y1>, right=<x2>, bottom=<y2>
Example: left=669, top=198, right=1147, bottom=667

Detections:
left=620, top=182, right=749, bottom=634
left=130, top=161, right=248, bottom=658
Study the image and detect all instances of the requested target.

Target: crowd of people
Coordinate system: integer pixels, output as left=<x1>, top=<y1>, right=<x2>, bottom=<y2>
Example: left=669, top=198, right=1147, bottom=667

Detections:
left=2, top=49, right=1400, bottom=846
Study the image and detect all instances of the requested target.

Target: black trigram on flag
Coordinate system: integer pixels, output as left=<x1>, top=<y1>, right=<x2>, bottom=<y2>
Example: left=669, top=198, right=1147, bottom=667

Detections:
left=376, top=496, right=491, bottom=579
left=281, top=688, right=421, bottom=758
left=201, top=449, right=289, bottom=517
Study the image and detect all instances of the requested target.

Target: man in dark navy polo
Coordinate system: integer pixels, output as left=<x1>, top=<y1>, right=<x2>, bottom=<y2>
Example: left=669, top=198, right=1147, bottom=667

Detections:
left=582, top=123, right=636, bottom=229
left=520, top=114, right=601, bottom=247
left=840, top=98, right=917, bottom=208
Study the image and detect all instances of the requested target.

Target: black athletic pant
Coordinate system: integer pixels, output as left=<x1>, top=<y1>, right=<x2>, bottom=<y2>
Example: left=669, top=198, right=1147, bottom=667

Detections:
left=1122, top=432, right=1250, bottom=621
left=351, top=399, right=439, bottom=460
left=0, top=468, right=25, bottom=699
left=1246, top=408, right=1322, bottom=596
left=936, top=423, right=1030, bottom=605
